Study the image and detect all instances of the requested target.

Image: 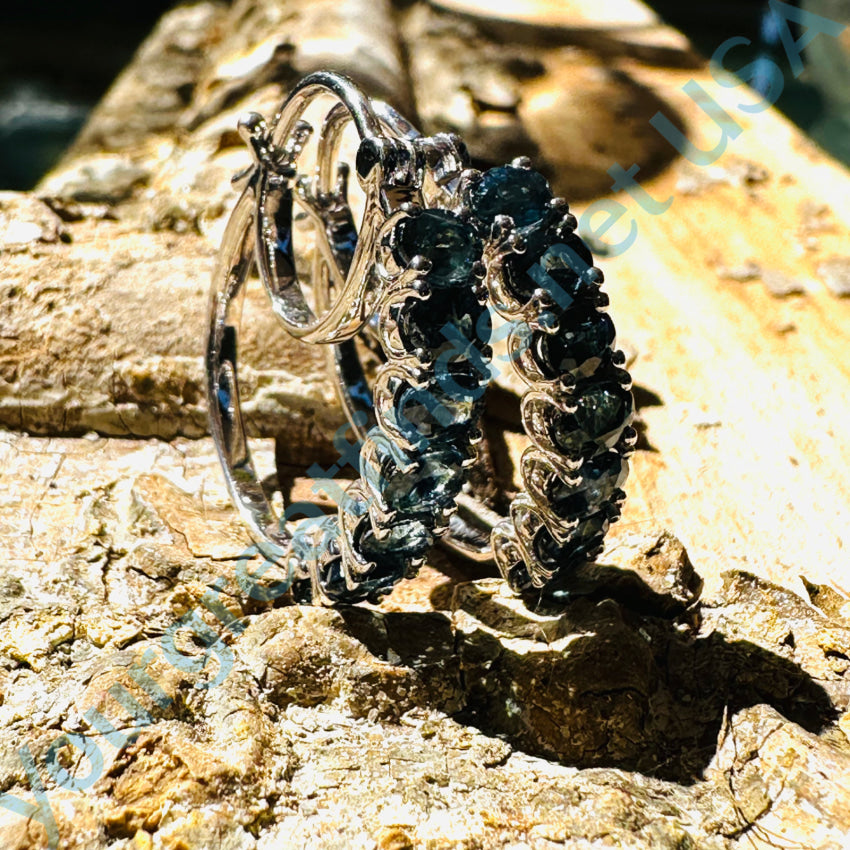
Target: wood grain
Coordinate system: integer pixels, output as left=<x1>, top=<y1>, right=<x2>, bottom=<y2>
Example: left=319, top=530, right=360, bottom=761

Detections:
left=572, top=41, right=850, bottom=596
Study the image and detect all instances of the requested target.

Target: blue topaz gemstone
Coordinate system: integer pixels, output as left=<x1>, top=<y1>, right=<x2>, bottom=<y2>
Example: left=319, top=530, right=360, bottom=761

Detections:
left=397, top=288, right=490, bottom=356
left=432, top=357, right=491, bottom=405
left=383, top=446, right=466, bottom=515
left=354, top=517, right=433, bottom=577
left=505, top=228, right=596, bottom=306
left=289, top=553, right=370, bottom=605
left=549, top=380, right=633, bottom=456
left=469, top=165, right=552, bottom=228
left=533, top=512, right=609, bottom=568
left=393, top=378, right=482, bottom=448
left=394, top=209, right=480, bottom=288
left=397, top=288, right=492, bottom=391
left=316, top=556, right=353, bottom=603
left=321, top=555, right=397, bottom=603
left=533, top=306, right=615, bottom=379
left=547, top=452, right=627, bottom=519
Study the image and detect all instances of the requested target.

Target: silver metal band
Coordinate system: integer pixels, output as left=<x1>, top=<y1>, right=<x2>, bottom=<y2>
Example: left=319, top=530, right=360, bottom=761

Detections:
left=207, top=73, right=493, bottom=604
left=458, top=164, right=637, bottom=595
left=208, top=71, right=634, bottom=604
left=316, top=97, right=636, bottom=596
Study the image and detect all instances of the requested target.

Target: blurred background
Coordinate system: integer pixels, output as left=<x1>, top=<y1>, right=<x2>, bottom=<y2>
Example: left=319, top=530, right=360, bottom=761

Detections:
left=1, top=0, right=848, bottom=190
left=0, top=0, right=175, bottom=189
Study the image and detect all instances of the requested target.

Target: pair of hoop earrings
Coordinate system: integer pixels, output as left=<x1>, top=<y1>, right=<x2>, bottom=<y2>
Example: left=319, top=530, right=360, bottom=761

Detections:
left=207, top=72, right=635, bottom=606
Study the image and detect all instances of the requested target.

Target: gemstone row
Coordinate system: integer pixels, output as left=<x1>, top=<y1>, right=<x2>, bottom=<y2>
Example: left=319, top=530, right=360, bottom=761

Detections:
left=312, top=208, right=491, bottom=603
left=467, top=165, right=634, bottom=596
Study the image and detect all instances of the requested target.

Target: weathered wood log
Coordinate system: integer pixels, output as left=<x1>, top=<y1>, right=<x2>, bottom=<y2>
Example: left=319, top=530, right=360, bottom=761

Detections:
left=1, top=0, right=849, bottom=847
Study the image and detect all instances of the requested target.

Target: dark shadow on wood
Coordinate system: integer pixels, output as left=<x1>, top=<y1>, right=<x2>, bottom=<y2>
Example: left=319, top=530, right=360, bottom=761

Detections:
left=335, top=568, right=837, bottom=785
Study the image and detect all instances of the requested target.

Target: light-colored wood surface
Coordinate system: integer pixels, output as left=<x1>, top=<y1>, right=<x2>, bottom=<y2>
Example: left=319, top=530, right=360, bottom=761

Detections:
left=399, top=0, right=850, bottom=599
left=430, top=0, right=659, bottom=28
left=573, top=50, right=850, bottom=597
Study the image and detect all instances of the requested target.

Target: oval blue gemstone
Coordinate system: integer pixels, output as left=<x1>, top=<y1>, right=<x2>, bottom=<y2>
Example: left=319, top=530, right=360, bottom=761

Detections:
left=550, top=380, right=633, bottom=456
left=533, top=306, right=615, bottom=379
left=533, top=512, right=609, bottom=568
left=384, top=446, right=466, bottom=515
left=469, top=165, right=552, bottom=228
left=547, top=451, right=627, bottom=519
left=398, top=287, right=491, bottom=363
left=354, top=517, right=433, bottom=577
left=394, top=209, right=480, bottom=288
left=505, top=227, right=596, bottom=306
left=317, top=556, right=355, bottom=603
left=392, top=379, right=482, bottom=448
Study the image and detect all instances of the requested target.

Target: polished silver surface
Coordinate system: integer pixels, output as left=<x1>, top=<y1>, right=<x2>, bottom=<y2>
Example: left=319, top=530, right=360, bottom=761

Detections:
left=209, top=71, right=634, bottom=603
left=253, top=72, right=402, bottom=344
left=206, top=177, right=300, bottom=577
left=207, top=72, right=491, bottom=603
left=326, top=116, right=636, bottom=590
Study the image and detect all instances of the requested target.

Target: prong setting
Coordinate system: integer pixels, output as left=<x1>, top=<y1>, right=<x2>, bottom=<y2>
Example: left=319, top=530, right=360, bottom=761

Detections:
left=211, top=71, right=632, bottom=606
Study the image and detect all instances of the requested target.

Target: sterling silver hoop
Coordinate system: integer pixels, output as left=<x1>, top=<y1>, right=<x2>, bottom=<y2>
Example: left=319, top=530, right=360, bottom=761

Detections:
left=207, top=73, right=492, bottom=604
left=321, top=96, right=637, bottom=599
left=208, top=72, right=635, bottom=604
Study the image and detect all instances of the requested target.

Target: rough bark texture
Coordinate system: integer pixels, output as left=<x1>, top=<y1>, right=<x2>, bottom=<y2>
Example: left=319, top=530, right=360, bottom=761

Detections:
left=1, top=0, right=850, bottom=848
